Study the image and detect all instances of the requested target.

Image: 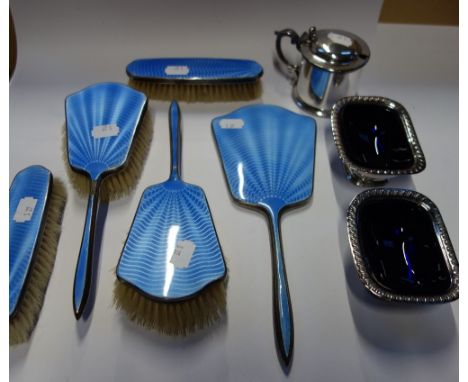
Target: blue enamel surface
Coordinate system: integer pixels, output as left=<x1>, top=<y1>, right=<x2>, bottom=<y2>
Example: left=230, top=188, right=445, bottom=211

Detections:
left=73, top=191, right=96, bottom=313
left=169, top=101, right=181, bottom=180
left=65, top=82, right=147, bottom=181
left=212, top=104, right=316, bottom=365
left=212, top=104, right=317, bottom=207
left=117, top=182, right=225, bottom=299
left=261, top=200, right=292, bottom=359
left=9, top=166, right=51, bottom=316
left=127, top=58, right=263, bottom=81
left=117, top=101, right=225, bottom=300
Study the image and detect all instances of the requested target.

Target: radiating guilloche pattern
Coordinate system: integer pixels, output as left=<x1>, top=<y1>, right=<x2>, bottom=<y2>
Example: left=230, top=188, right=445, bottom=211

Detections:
left=9, top=165, right=51, bottom=316
left=127, top=58, right=263, bottom=82
left=65, top=82, right=147, bottom=180
left=212, top=104, right=316, bottom=207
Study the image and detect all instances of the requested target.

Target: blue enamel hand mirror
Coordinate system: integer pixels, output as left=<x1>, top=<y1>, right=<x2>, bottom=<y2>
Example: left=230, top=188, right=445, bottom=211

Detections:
left=212, top=104, right=316, bottom=368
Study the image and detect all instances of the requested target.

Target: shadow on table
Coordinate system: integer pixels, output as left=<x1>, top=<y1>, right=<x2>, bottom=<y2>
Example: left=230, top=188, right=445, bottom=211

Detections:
left=9, top=340, right=32, bottom=369
left=323, top=125, right=457, bottom=354
left=114, top=310, right=229, bottom=382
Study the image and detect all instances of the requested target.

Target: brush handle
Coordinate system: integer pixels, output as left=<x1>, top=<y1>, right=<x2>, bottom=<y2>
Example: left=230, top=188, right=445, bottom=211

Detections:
left=264, top=202, right=294, bottom=368
left=73, top=180, right=100, bottom=319
left=169, top=100, right=182, bottom=181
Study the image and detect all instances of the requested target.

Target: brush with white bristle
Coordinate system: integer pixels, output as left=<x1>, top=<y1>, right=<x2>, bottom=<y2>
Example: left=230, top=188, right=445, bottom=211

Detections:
left=10, top=167, right=67, bottom=345
left=126, top=57, right=263, bottom=102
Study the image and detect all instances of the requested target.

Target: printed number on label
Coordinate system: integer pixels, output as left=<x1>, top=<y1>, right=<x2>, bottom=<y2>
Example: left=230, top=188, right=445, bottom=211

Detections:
left=14, top=197, right=38, bottom=223
left=170, top=240, right=196, bottom=269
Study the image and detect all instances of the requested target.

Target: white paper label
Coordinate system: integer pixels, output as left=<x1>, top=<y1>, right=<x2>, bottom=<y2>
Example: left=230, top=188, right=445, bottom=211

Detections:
left=170, top=240, right=196, bottom=269
left=165, top=65, right=190, bottom=75
left=13, top=197, right=38, bottom=223
left=219, top=118, right=244, bottom=129
left=328, top=32, right=353, bottom=47
left=92, top=124, right=120, bottom=139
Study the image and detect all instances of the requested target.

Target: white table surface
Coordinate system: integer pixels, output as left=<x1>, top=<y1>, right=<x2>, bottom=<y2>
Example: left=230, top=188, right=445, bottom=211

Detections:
left=10, top=0, right=458, bottom=380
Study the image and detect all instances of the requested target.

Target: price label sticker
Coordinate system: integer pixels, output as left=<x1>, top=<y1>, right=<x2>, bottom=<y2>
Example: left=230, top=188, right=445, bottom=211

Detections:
left=170, top=240, right=196, bottom=269
left=165, top=66, right=190, bottom=75
left=92, top=124, right=120, bottom=139
left=13, top=197, right=38, bottom=223
left=219, top=119, right=244, bottom=129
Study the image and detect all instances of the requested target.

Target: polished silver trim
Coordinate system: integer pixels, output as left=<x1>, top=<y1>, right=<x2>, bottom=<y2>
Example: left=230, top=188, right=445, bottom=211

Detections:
left=347, top=188, right=459, bottom=303
left=331, top=96, right=426, bottom=186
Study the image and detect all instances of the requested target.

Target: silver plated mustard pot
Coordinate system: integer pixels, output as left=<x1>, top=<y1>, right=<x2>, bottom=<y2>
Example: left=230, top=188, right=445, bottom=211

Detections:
left=275, top=27, right=370, bottom=117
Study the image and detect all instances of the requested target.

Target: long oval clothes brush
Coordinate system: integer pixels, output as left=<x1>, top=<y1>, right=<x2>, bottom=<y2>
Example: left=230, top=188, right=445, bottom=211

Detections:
left=114, top=101, right=227, bottom=335
left=127, top=58, right=263, bottom=102
left=212, top=105, right=316, bottom=369
left=65, top=83, right=151, bottom=319
left=10, top=166, right=67, bottom=345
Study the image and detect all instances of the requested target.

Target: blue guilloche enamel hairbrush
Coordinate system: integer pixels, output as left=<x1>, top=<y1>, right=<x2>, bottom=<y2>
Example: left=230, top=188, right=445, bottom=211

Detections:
left=126, top=57, right=263, bottom=101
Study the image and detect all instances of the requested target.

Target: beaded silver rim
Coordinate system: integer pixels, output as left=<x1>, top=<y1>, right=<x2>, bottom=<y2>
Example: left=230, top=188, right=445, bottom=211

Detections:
left=347, top=188, right=459, bottom=303
left=331, top=96, right=426, bottom=179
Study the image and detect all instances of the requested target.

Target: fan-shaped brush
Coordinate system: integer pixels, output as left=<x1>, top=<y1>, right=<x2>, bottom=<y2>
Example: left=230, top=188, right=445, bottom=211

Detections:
left=65, top=82, right=151, bottom=319
left=63, top=91, right=153, bottom=202
left=114, top=101, right=227, bottom=335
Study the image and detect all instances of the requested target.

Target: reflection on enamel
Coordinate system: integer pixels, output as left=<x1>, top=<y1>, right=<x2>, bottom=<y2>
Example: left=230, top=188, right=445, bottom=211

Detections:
left=237, top=162, right=245, bottom=200
left=163, top=225, right=180, bottom=296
